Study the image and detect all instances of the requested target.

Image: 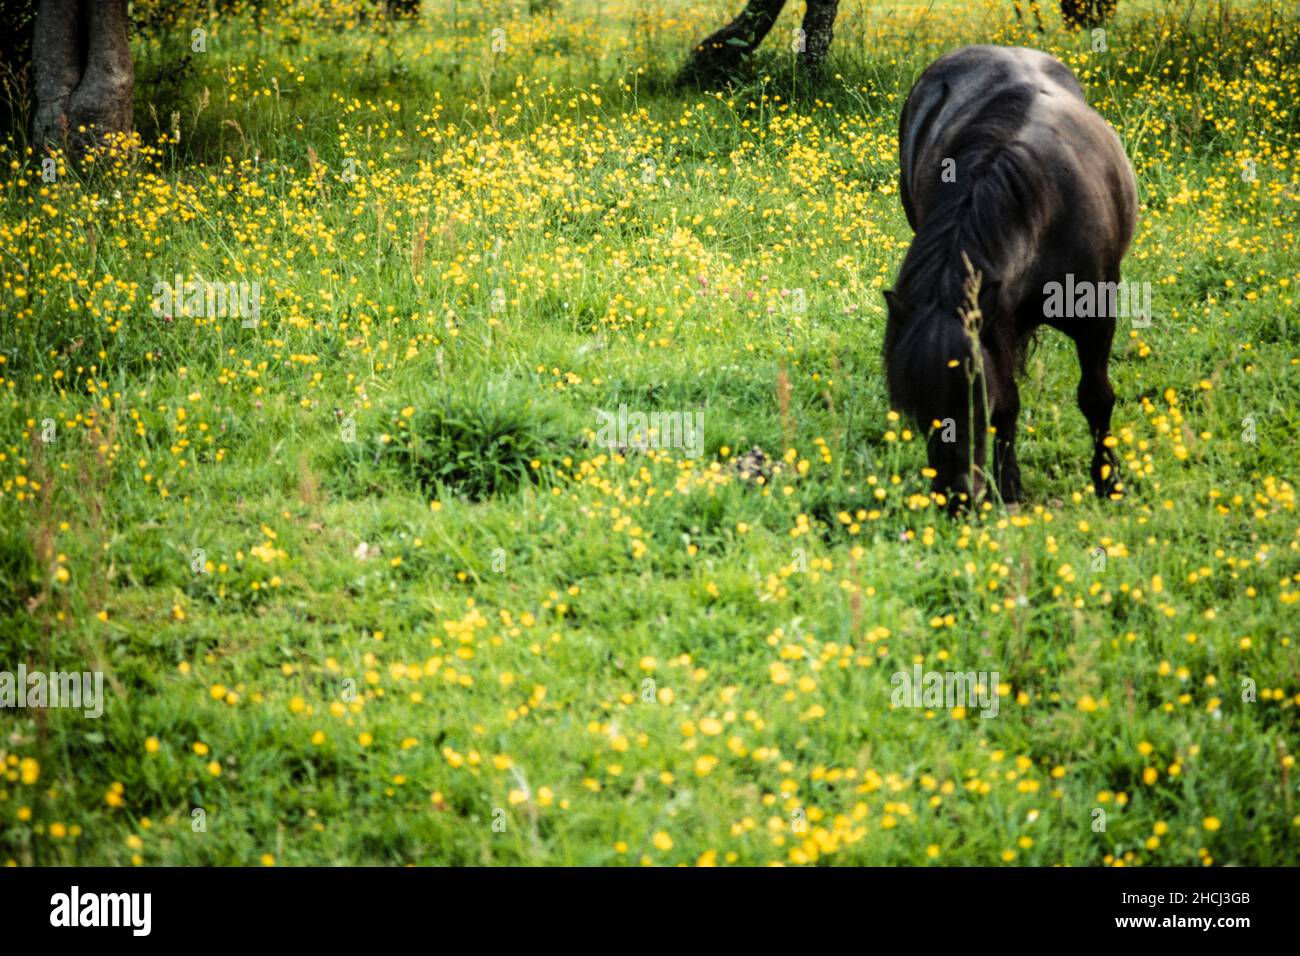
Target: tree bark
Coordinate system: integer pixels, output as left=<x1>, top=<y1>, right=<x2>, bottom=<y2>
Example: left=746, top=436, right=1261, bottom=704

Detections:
left=678, top=0, right=840, bottom=87
left=799, top=0, right=839, bottom=69
left=1060, top=0, right=1117, bottom=28
left=32, top=0, right=133, bottom=154
left=677, top=0, right=788, bottom=87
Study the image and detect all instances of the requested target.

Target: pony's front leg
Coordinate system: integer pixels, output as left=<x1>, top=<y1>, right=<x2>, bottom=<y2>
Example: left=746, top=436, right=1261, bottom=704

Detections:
left=987, top=357, right=1023, bottom=504
left=927, top=410, right=986, bottom=514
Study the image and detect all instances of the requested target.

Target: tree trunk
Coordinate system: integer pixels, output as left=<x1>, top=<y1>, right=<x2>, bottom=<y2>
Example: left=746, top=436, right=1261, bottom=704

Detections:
left=32, top=0, right=133, bottom=154
left=678, top=0, right=840, bottom=87
left=799, top=0, right=839, bottom=69
left=1060, top=0, right=1117, bottom=28
left=677, top=0, right=788, bottom=87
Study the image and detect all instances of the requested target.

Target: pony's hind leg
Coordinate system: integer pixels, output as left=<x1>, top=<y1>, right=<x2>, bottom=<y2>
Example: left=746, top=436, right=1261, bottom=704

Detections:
left=1073, top=324, right=1120, bottom=498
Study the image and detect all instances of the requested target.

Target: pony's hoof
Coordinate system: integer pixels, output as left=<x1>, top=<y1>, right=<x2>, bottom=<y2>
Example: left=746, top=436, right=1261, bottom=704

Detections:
left=1094, top=476, right=1122, bottom=499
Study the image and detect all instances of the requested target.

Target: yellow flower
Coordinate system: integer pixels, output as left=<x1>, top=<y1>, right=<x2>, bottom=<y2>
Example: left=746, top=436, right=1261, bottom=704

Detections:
left=652, top=831, right=673, bottom=851
left=1203, top=816, right=1221, bottom=832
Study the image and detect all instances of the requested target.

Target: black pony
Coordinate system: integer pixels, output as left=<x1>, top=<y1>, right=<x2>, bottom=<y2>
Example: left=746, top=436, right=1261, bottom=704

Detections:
left=885, top=46, right=1138, bottom=510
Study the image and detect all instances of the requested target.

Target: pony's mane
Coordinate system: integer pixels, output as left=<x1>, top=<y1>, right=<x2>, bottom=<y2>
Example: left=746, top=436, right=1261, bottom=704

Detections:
left=895, top=86, right=1040, bottom=313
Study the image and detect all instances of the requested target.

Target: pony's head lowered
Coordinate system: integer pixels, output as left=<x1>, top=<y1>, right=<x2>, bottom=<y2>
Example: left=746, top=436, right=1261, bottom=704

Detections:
left=882, top=272, right=1005, bottom=512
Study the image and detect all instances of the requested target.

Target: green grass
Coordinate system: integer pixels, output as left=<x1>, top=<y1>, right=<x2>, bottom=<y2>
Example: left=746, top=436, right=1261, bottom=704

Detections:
left=0, top=0, right=1297, bottom=866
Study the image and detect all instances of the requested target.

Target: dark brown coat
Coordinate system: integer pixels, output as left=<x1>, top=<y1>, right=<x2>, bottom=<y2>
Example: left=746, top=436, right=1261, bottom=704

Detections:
left=885, top=45, right=1138, bottom=509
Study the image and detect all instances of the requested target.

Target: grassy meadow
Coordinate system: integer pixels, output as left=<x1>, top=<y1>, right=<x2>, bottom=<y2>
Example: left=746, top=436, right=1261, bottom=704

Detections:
left=1, top=0, right=1298, bottom=866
